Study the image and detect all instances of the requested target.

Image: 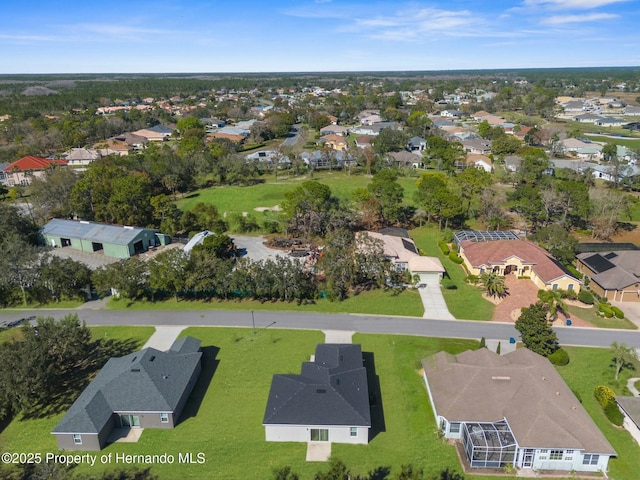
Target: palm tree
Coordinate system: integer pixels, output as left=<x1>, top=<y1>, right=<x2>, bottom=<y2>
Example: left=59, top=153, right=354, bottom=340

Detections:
left=480, top=273, right=507, bottom=298
left=537, top=289, right=566, bottom=322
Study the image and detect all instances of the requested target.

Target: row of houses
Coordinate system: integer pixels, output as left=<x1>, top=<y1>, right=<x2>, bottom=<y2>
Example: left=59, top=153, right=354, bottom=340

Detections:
left=53, top=333, right=629, bottom=476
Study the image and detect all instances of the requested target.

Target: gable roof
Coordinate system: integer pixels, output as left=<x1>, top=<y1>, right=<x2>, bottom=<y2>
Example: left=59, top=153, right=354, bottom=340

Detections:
left=460, top=239, right=576, bottom=284
left=53, top=337, right=201, bottom=434
left=616, top=397, right=640, bottom=430
left=263, top=344, right=371, bottom=427
left=423, top=348, right=615, bottom=454
left=4, top=156, right=67, bottom=172
left=42, top=218, right=155, bottom=246
left=577, top=251, right=640, bottom=290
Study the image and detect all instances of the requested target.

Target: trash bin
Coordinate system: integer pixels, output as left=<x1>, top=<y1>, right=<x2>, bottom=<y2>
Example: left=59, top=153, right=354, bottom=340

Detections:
left=566, top=319, right=572, bottom=326
left=509, top=337, right=515, bottom=344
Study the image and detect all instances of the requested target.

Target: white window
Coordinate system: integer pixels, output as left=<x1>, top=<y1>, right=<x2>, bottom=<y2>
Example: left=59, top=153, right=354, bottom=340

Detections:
left=550, top=450, right=563, bottom=460
left=73, top=434, right=82, bottom=445
left=350, top=427, right=357, bottom=437
left=583, top=454, right=599, bottom=465
left=449, top=422, right=461, bottom=433
left=568, top=284, right=574, bottom=291
left=552, top=284, right=559, bottom=291
left=160, top=412, right=169, bottom=423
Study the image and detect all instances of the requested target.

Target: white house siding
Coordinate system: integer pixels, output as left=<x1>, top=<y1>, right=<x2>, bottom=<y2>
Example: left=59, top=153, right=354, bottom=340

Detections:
left=622, top=412, right=640, bottom=446
left=264, top=425, right=368, bottom=444
left=529, top=450, right=609, bottom=473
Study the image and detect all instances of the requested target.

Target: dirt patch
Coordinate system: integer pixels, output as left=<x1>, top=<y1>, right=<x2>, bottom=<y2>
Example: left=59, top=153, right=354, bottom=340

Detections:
left=254, top=205, right=281, bottom=212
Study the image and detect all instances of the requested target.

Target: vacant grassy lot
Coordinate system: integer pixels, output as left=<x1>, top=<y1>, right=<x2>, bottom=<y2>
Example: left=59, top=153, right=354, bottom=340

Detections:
left=106, top=288, right=425, bottom=317
left=177, top=170, right=421, bottom=215
left=584, top=134, right=640, bottom=148
left=556, top=346, right=640, bottom=480
left=410, top=226, right=495, bottom=321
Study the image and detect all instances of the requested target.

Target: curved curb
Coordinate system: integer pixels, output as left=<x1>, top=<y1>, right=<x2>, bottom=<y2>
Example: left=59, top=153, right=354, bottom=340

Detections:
left=628, top=377, right=640, bottom=397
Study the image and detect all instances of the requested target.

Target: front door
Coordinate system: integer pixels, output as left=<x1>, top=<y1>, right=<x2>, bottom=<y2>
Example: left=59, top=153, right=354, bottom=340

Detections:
left=120, top=414, right=141, bottom=428
left=522, top=449, right=535, bottom=468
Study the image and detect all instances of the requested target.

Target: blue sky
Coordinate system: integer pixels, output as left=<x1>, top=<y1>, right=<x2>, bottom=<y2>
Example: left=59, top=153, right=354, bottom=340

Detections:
left=0, top=0, right=638, bottom=73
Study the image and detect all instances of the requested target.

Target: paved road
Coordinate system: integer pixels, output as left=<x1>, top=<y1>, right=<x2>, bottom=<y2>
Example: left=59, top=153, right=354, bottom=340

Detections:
left=281, top=125, right=300, bottom=147
left=3, top=309, right=640, bottom=349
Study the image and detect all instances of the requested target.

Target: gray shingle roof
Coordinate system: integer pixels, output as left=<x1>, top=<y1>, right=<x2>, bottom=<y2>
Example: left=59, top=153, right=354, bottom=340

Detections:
left=52, top=337, right=201, bottom=434
left=42, top=219, right=156, bottom=246
left=263, top=344, right=371, bottom=427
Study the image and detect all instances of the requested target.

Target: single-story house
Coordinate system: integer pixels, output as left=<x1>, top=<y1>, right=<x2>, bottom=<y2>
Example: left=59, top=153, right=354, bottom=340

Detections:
left=300, top=150, right=356, bottom=169
left=595, top=117, right=628, bottom=128
left=2, top=156, right=68, bottom=186
left=573, top=113, right=603, bottom=123
left=52, top=337, right=202, bottom=451
left=263, top=343, right=371, bottom=444
left=624, top=105, right=640, bottom=116
left=422, top=348, right=616, bottom=473
left=615, top=397, right=640, bottom=446
left=355, top=135, right=375, bottom=149
left=359, top=230, right=445, bottom=283
left=388, top=151, right=422, bottom=169
left=407, top=136, right=427, bottom=152
left=320, top=125, right=349, bottom=136
left=132, top=124, right=174, bottom=142
left=458, top=236, right=580, bottom=292
left=576, top=251, right=640, bottom=302
left=462, top=138, right=492, bottom=155
left=42, top=218, right=162, bottom=259
left=466, top=154, right=493, bottom=173
left=61, top=148, right=102, bottom=167
left=318, top=134, right=347, bottom=151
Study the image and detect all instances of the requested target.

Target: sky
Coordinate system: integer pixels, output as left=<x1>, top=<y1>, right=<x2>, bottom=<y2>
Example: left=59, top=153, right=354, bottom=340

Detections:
left=0, top=0, right=638, bottom=74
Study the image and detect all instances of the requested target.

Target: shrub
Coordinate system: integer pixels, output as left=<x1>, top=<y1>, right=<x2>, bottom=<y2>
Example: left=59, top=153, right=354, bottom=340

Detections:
left=604, top=399, right=624, bottom=426
left=465, top=274, right=479, bottom=284
left=578, top=289, right=594, bottom=305
left=599, top=305, right=613, bottom=318
left=611, top=306, right=624, bottom=319
left=548, top=348, right=570, bottom=366
left=448, top=252, right=463, bottom=264
left=479, top=337, right=486, bottom=348
left=560, top=289, right=577, bottom=300
left=438, top=241, right=450, bottom=255
left=594, top=385, right=616, bottom=408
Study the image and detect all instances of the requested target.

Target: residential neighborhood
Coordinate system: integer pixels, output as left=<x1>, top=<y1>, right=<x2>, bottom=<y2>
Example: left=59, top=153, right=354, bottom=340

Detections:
left=1, top=68, right=640, bottom=480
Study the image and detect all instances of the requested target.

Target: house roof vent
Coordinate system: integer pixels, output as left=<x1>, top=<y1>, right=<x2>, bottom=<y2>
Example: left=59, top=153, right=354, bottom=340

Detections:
left=131, top=368, right=140, bottom=372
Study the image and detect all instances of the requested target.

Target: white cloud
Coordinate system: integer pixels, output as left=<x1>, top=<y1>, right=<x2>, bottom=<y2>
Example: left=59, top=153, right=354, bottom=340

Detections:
left=542, top=12, right=618, bottom=23
left=523, top=0, right=628, bottom=9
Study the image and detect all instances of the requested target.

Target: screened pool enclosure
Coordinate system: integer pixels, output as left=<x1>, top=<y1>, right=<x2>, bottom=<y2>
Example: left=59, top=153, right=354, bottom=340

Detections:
left=462, top=420, right=517, bottom=468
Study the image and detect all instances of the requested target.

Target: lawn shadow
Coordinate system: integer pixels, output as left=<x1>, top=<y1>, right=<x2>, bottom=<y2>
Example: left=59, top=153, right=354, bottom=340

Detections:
left=21, top=338, right=140, bottom=420
left=184, top=192, right=200, bottom=199
left=363, top=351, right=386, bottom=442
left=180, top=345, right=220, bottom=423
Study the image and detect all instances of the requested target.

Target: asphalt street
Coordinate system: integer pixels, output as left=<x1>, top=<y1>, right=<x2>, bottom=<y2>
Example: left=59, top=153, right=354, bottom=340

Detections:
left=2, top=308, right=639, bottom=349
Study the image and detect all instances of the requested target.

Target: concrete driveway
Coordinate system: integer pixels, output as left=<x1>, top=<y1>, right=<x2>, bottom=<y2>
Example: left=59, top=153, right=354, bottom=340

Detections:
left=232, top=235, right=288, bottom=262
left=418, top=280, right=455, bottom=320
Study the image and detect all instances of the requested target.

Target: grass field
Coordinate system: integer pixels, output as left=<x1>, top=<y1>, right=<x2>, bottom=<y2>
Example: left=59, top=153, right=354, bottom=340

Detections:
left=176, top=170, right=421, bottom=215
left=2, top=327, right=639, bottom=480
left=584, top=134, right=640, bottom=148
left=106, top=287, right=425, bottom=317
left=410, top=226, right=495, bottom=321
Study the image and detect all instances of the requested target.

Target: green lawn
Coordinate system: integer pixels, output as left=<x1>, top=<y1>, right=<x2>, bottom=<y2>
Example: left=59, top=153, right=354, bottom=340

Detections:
left=555, top=346, right=640, bottom=480
left=566, top=305, right=638, bottom=330
left=106, top=288, right=425, bottom=317
left=410, top=226, right=495, bottom=321
left=176, top=170, right=421, bottom=216
left=584, top=134, right=640, bottom=148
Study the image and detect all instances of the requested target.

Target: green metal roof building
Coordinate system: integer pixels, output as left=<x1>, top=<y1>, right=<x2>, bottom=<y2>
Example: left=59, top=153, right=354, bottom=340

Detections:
left=42, top=218, right=160, bottom=259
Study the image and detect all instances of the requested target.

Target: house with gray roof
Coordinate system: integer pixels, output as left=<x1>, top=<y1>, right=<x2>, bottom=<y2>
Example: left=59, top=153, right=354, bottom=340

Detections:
left=422, top=348, right=615, bottom=473
left=576, top=250, right=640, bottom=302
left=42, top=218, right=162, bottom=259
left=52, top=337, right=202, bottom=451
left=263, top=344, right=371, bottom=444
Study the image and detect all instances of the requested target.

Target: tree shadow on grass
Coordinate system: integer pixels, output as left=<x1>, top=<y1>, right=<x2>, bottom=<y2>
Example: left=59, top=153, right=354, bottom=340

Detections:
left=179, top=345, right=220, bottom=423
left=363, top=351, right=386, bottom=442
left=20, top=337, right=141, bottom=420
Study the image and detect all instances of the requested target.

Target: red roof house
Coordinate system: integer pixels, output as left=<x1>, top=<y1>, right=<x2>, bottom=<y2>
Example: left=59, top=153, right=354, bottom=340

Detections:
left=3, top=156, right=67, bottom=186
